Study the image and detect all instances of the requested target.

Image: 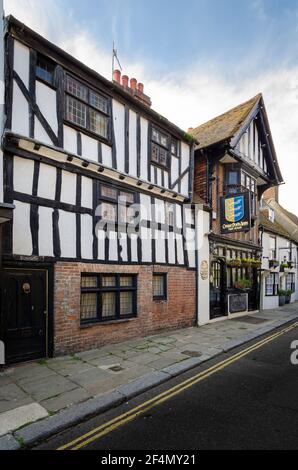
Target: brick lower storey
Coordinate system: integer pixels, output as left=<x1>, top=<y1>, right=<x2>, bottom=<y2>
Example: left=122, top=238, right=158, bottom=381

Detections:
left=54, top=262, right=196, bottom=356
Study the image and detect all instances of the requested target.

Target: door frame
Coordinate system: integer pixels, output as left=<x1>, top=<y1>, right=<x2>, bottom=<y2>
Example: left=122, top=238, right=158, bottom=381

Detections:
left=0, top=262, right=54, bottom=362
left=210, top=258, right=227, bottom=319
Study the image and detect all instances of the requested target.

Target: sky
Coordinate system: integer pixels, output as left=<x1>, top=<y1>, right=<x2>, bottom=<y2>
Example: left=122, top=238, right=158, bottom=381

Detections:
left=4, top=0, right=298, bottom=214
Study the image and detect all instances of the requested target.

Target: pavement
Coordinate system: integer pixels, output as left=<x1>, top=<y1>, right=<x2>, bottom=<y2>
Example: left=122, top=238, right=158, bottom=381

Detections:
left=39, top=315, right=298, bottom=451
left=0, top=302, right=298, bottom=449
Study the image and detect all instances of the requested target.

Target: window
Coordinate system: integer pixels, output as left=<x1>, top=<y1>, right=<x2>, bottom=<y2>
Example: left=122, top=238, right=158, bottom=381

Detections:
left=241, top=171, right=257, bottom=216
left=80, top=274, right=137, bottom=323
left=286, top=273, right=295, bottom=292
left=171, top=139, right=179, bottom=157
left=65, top=75, right=110, bottom=140
left=268, top=208, right=275, bottom=223
left=269, top=236, right=277, bottom=260
left=153, top=273, right=167, bottom=300
left=151, top=127, right=169, bottom=167
left=265, top=273, right=278, bottom=296
left=99, top=184, right=135, bottom=223
left=36, top=54, right=56, bottom=85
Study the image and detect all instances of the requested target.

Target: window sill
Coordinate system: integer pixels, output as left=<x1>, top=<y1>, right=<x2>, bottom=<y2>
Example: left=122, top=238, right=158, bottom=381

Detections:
left=80, top=317, right=137, bottom=328
left=153, top=298, right=167, bottom=302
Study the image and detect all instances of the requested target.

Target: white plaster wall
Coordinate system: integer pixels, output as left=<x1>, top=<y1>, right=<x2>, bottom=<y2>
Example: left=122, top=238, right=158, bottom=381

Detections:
left=38, top=206, right=53, bottom=256
left=38, top=163, right=56, bottom=200
left=141, top=227, right=151, bottom=262
left=130, top=233, right=138, bottom=262
left=101, top=143, right=112, bottom=167
left=60, top=170, right=76, bottom=205
left=167, top=231, right=175, bottom=264
left=80, top=213, right=93, bottom=259
left=119, top=232, right=128, bottom=261
left=59, top=210, right=76, bottom=258
left=82, top=133, right=98, bottom=163
left=13, top=40, right=29, bottom=87
left=36, top=81, right=58, bottom=134
left=197, top=208, right=210, bottom=325
left=12, top=80, right=29, bottom=136
left=13, top=156, right=34, bottom=194
left=129, top=110, right=137, bottom=177
left=155, top=231, right=166, bottom=263
left=63, top=125, right=77, bottom=155
left=140, top=117, right=148, bottom=180
left=81, top=176, right=93, bottom=208
left=13, top=201, right=32, bottom=255
left=113, top=100, right=125, bottom=173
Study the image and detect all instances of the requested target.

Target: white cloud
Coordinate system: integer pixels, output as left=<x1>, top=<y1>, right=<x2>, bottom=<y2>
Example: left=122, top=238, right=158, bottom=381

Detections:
left=4, top=0, right=298, bottom=215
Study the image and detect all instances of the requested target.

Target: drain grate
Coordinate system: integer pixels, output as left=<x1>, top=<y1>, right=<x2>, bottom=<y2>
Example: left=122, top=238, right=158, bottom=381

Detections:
left=109, top=365, right=124, bottom=372
left=231, top=316, right=269, bottom=325
left=181, top=350, right=202, bottom=357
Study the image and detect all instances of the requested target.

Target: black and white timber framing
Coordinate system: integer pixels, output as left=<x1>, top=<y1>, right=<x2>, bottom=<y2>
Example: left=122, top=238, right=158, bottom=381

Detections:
left=2, top=16, right=196, bottom=269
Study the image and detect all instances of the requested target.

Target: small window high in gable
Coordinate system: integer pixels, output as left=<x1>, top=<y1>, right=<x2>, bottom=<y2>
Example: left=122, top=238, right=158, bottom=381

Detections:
left=36, top=54, right=56, bottom=85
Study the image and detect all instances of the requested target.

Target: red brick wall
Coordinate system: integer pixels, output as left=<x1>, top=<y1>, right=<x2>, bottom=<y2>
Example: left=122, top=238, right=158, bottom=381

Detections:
left=54, top=263, right=196, bottom=355
left=194, top=153, right=208, bottom=202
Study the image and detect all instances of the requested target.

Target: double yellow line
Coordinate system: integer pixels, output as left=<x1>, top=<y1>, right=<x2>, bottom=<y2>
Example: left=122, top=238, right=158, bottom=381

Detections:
left=58, top=320, right=298, bottom=450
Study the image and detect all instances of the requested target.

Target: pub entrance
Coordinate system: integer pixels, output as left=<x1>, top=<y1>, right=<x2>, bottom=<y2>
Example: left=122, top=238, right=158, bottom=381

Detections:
left=210, top=259, right=227, bottom=319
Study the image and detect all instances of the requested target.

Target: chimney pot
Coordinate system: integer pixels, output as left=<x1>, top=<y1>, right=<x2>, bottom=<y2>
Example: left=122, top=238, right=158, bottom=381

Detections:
left=130, top=78, right=137, bottom=90
left=113, top=69, right=121, bottom=84
left=137, top=82, right=144, bottom=93
left=122, top=75, right=129, bottom=87
left=188, top=127, right=194, bottom=133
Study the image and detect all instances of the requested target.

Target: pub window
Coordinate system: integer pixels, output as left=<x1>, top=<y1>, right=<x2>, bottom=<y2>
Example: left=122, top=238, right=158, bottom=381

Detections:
left=65, top=75, right=110, bottom=140
left=80, top=274, right=137, bottom=323
left=286, top=273, right=295, bottom=292
left=36, top=54, right=56, bottom=85
left=151, top=127, right=169, bottom=168
left=153, top=273, right=167, bottom=300
left=269, top=236, right=277, bottom=260
left=99, top=184, right=135, bottom=223
left=265, top=273, right=278, bottom=296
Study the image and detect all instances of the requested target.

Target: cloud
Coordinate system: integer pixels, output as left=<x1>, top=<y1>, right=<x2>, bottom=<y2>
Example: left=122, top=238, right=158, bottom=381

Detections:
left=4, top=0, right=298, bottom=215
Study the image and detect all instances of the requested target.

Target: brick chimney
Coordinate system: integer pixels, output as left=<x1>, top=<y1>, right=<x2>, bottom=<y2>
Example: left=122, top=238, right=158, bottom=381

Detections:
left=112, top=70, right=151, bottom=107
left=263, top=185, right=279, bottom=202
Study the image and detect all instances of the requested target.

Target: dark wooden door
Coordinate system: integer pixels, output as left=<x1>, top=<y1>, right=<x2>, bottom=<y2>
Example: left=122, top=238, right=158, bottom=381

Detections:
left=248, top=268, right=260, bottom=311
left=1, top=269, right=47, bottom=364
left=210, top=259, right=226, bottom=319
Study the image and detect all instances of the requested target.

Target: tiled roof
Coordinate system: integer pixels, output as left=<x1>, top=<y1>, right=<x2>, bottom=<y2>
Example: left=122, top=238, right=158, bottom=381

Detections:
left=191, top=94, right=261, bottom=149
left=259, top=212, right=292, bottom=239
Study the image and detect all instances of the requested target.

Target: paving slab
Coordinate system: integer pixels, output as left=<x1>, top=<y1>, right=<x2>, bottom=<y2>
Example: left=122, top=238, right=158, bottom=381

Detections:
left=18, top=375, right=78, bottom=402
left=40, top=387, right=92, bottom=413
left=0, top=383, right=34, bottom=413
left=0, top=403, right=48, bottom=437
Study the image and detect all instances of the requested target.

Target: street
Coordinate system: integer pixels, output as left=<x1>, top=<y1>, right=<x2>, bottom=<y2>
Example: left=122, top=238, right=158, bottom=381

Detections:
left=35, top=321, right=298, bottom=450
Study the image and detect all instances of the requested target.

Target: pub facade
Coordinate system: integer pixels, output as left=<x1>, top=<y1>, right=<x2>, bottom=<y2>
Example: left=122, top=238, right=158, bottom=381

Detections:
left=191, top=94, right=284, bottom=323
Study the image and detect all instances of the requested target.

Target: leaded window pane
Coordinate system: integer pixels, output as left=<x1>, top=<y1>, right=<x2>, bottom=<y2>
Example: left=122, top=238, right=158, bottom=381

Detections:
left=66, top=96, right=86, bottom=127
left=102, top=276, right=116, bottom=287
left=153, top=275, right=166, bottom=298
left=120, top=291, right=133, bottom=316
left=81, top=276, right=97, bottom=288
left=101, top=292, right=116, bottom=318
left=66, top=76, right=88, bottom=101
left=89, top=90, right=108, bottom=113
left=81, top=293, right=97, bottom=320
left=90, top=109, right=108, bottom=138
left=120, top=276, right=133, bottom=287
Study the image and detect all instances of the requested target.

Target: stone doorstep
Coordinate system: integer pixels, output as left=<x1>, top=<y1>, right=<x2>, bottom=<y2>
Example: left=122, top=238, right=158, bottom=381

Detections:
left=0, top=308, right=297, bottom=449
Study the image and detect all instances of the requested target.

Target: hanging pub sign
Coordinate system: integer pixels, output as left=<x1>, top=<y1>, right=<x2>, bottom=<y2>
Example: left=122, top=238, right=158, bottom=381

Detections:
left=220, top=192, right=250, bottom=234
